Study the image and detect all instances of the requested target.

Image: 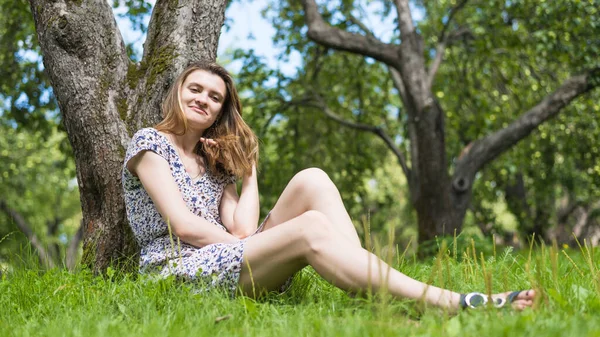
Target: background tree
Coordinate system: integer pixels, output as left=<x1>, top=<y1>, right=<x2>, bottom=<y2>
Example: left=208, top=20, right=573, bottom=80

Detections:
left=251, top=0, right=600, bottom=245
left=431, top=0, right=600, bottom=244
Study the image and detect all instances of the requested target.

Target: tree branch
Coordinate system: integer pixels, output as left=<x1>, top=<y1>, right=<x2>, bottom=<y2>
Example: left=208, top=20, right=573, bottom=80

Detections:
left=428, top=28, right=470, bottom=90
left=300, top=0, right=401, bottom=68
left=453, top=68, right=600, bottom=191
left=0, top=200, right=55, bottom=268
left=394, top=0, right=415, bottom=38
left=306, top=96, right=412, bottom=182
left=388, top=66, right=418, bottom=184
left=427, top=0, right=469, bottom=89
left=391, top=0, right=430, bottom=110
left=28, top=0, right=132, bottom=145
left=347, top=14, right=375, bottom=38
left=388, top=66, right=409, bottom=113
left=440, top=0, right=469, bottom=44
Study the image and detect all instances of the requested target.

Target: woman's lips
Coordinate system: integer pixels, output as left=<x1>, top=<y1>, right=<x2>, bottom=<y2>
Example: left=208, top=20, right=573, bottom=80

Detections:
left=190, top=106, right=207, bottom=115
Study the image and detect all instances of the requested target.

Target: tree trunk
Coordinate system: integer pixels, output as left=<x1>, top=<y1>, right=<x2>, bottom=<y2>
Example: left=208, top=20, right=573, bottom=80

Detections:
left=411, top=102, right=461, bottom=242
left=28, top=0, right=227, bottom=273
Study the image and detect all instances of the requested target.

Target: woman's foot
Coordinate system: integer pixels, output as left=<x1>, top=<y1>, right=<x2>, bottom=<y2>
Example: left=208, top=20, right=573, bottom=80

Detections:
left=461, top=289, right=536, bottom=310
left=497, top=289, right=536, bottom=310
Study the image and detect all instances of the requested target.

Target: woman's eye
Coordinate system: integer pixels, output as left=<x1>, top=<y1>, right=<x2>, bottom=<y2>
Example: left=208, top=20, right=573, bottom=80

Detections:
left=211, top=96, right=219, bottom=102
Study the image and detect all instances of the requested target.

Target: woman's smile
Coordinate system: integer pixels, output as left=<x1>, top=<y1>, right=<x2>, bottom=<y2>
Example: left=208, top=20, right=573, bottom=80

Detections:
left=189, top=105, right=208, bottom=115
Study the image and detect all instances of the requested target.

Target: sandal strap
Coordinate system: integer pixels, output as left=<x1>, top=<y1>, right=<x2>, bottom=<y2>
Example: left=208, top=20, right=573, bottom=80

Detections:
left=460, top=292, right=488, bottom=309
left=459, top=293, right=467, bottom=309
left=506, top=290, right=524, bottom=303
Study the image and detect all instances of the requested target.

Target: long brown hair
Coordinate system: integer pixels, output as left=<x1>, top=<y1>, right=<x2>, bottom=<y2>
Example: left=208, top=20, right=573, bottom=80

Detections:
left=155, top=61, right=258, bottom=178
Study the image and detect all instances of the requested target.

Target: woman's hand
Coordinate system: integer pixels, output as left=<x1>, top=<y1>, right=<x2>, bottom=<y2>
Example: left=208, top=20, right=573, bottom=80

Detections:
left=200, top=137, right=218, bottom=147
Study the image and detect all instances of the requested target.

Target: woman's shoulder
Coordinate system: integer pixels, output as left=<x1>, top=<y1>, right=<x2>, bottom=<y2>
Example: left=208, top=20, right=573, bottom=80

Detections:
left=125, top=127, right=173, bottom=163
left=130, top=128, right=172, bottom=146
left=131, top=127, right=162, bottom=139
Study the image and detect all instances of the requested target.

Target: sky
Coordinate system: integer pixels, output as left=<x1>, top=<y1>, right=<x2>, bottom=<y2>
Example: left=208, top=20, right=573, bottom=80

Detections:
left=112, top=0, right=301, bottom=76
left=111, top=0, right=418, bottom=76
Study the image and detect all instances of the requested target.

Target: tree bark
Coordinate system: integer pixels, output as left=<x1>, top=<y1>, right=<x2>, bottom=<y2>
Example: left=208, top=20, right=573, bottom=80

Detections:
left=28, top=0, right=227, bottom=273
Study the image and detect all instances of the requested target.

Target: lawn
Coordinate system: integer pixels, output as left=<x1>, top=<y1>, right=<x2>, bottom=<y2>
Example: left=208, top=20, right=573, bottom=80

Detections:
left=2, top=240, right=599, bottom=337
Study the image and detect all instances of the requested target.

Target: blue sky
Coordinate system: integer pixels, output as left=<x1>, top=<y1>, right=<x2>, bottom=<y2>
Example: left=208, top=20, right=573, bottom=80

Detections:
left=113, top=0, right=301, bottom=75
left=112, top=0, right=417, bottom=76
left=217, top=0, right=302, bottom=75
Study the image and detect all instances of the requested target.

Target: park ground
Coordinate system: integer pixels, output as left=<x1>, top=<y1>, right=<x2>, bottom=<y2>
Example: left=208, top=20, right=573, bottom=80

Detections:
left=2, top=238, right=600, bottom=337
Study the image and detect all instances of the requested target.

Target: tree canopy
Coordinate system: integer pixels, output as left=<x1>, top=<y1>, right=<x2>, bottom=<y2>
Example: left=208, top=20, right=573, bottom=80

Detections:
left=235, top=0, right=600, bottom=245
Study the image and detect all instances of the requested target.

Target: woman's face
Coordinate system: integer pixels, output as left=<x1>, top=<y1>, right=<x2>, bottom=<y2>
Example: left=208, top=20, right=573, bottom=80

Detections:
left=179, top=69, right=227, bottom=131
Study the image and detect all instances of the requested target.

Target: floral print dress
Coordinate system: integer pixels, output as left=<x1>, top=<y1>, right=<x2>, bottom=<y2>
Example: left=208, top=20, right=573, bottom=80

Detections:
left=122, top=127, right=245, bottom=295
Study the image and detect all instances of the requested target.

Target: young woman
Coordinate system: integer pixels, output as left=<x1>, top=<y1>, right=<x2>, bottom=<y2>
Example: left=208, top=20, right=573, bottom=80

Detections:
left=122, top=61, right=536, bottom=312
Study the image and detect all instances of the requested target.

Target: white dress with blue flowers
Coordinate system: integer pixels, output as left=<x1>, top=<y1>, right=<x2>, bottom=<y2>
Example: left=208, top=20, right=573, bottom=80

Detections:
left=122, top=127, right=244, bottom=295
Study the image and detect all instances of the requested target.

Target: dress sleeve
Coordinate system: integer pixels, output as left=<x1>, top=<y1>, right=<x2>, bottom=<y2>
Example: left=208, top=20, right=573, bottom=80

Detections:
left=124, top=128, right=171, bottom=168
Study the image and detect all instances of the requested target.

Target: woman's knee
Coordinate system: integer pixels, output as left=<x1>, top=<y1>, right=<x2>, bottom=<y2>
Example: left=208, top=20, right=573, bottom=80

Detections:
left=290, top=168, right=335, bottom=195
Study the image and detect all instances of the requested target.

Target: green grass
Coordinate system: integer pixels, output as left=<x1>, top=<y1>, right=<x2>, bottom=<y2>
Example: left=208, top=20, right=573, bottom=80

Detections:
left=2, top=241, right=600, bottom=337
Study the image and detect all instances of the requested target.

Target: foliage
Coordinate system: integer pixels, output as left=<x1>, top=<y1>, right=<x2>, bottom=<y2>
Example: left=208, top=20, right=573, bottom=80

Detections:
left=0, top=0, right=57, bottom=132
left=232, top=49, right=393, bottom=217
left=112, top=0, right=152, bottom=33
left=242, top=0, right=600, bottom=243
left=2, top=244, right=600, bottom=336
left=428, top=0, right=600, bottom=240
left=0, top=123, right=81, bottom=266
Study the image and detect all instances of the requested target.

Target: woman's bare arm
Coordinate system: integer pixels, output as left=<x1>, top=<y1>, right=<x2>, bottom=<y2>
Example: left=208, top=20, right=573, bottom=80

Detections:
left=127, top=150, right=239, bottom=246
left=220, top=164, right=260, bottom=238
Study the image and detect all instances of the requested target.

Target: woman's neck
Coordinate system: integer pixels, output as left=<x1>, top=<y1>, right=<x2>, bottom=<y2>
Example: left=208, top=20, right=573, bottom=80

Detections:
left=171, top=130, right=204, bottom=154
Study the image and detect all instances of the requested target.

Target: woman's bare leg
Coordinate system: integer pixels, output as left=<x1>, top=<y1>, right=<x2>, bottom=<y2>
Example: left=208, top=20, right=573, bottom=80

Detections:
left=261, top=168, right=361, bottom=246
left=239, top=211, right=536, bottom=311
